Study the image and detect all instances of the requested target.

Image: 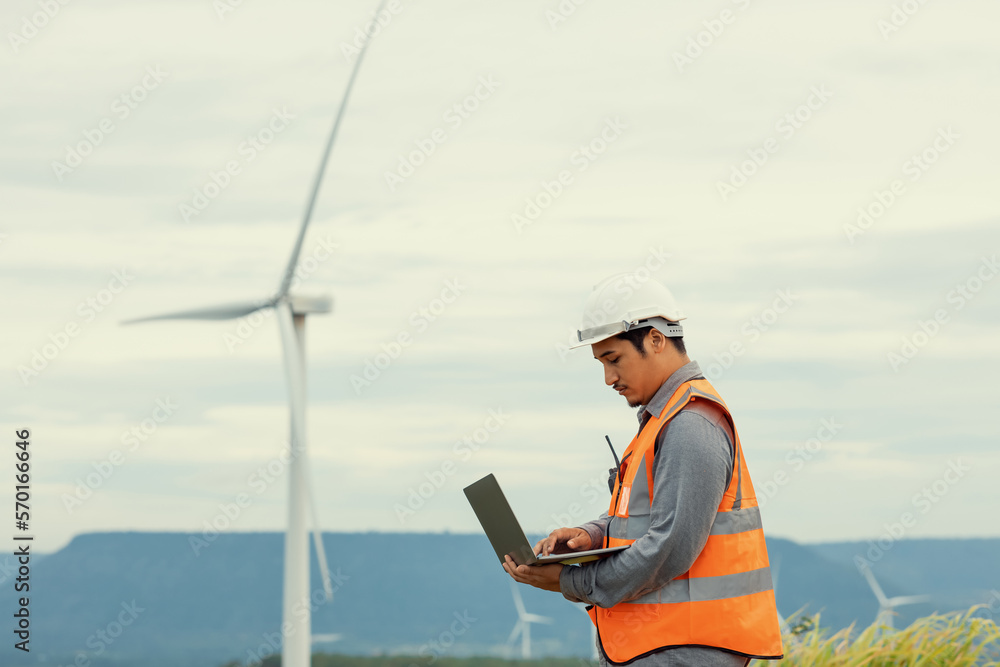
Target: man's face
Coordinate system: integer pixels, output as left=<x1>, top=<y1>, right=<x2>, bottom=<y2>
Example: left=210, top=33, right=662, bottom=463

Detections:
left=591, top=334, right=657, bottom=408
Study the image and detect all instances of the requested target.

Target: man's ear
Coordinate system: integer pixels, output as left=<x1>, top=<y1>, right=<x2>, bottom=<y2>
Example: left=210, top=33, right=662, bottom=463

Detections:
left=647, top=328, right=667, bottom=354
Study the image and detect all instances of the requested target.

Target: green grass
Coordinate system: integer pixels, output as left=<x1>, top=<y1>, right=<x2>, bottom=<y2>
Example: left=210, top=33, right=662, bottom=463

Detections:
left=752, top=607, right=1000, bottom=666
left=222, top=657, right=596, bottom=667
left=221, top=607, right=1000, bottom=667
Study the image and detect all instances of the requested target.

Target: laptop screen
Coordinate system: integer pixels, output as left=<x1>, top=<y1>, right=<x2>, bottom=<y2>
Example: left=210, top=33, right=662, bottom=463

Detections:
left=463, top=474, right=537, bottom=565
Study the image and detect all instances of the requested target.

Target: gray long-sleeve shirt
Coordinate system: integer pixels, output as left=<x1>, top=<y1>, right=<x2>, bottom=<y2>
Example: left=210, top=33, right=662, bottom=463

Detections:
left=560, top=361, right=749, bottom=667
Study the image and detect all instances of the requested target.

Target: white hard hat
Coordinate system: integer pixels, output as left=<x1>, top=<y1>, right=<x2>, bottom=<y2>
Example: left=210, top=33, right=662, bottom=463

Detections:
left=569, top=273, right=686, bottom=349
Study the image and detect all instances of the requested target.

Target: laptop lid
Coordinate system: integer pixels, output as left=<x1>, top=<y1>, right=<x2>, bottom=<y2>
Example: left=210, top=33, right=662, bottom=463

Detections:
left=463, top=473, right=627, bottom=566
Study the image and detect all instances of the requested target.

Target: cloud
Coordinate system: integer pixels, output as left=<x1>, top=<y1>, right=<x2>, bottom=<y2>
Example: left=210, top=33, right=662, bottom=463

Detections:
left=3, top=0, right=999, bottom=552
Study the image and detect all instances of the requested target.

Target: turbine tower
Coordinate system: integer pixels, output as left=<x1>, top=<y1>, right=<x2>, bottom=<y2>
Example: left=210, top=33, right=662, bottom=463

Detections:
left=122, top=4, right=387, bottom=665
left=859, top=562, right=929, bottom=631
left=507, top=581, right=553, bottom=660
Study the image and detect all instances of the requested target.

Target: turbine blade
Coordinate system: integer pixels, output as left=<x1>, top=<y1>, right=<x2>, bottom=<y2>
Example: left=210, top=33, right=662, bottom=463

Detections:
left=506, top=621, right=523, bottom=645
left=281, top=306, right=332, bottom=602
left=889, top=595, right=930, bottom=607
left=306, top=474, right=335, bottom=601
left=524, top=613, right=553, bottom=624
left=121, top=298, right=272, bottom=324
left=510, top=580, right=526, bottom=617
left=276, top=0, right=390, bottom=298
left=860, top=563, right=889, bottom=607
left=276, top=301, right=306, bottom=452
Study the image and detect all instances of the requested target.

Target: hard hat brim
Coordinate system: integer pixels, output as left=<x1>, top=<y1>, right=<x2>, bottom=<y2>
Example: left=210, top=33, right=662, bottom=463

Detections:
left=569, top=317, right=684, bottom=349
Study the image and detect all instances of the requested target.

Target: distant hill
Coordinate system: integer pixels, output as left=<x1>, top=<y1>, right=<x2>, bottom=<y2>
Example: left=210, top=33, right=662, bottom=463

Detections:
left=0, top=532, right=996, bottom=667
left=809, top=538, right=1000, bottom=620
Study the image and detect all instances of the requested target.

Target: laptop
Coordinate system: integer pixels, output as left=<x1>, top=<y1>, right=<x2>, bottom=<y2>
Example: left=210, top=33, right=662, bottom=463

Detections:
left=463, top=473, right=628, bottom=566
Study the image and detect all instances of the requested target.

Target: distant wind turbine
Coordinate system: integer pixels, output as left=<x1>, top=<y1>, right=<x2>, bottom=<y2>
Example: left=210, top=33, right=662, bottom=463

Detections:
left=121, top=2, right=389, bottom=665
left=859, top=562, right=929, bottom=630
left=507, top=581, right=553, bottom=659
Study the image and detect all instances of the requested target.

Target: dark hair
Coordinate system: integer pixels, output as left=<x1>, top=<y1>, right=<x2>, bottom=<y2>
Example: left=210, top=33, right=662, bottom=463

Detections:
left=614, top=326, right=686, bottom=356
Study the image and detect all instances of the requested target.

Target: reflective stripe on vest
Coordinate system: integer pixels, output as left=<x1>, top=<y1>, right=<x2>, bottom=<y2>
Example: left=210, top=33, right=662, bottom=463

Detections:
left=591, top=379, right=784, bottom=663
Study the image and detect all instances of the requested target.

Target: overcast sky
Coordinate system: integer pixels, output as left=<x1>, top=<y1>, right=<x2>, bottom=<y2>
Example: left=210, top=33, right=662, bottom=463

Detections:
left=2, top=0, right=998, bottom=553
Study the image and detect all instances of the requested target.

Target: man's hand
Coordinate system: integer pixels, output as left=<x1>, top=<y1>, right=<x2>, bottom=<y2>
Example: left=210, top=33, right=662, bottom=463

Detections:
left=503, top=555, right=563, bottom=592
left=534, top=527, right=592, bottom=557
left=502, top=527, right=592, bottom=593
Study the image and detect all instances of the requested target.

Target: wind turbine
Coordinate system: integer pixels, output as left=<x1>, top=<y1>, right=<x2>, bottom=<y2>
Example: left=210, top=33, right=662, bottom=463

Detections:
left=859, top=562, right=929, bottom=631
left=121, top=3, right=388, bottom=665
left=507, top=581, right=553, bottom=660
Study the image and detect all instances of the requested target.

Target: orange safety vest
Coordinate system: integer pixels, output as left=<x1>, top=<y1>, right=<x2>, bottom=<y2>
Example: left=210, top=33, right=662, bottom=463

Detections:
left=587, top=378, right=784, bottom=663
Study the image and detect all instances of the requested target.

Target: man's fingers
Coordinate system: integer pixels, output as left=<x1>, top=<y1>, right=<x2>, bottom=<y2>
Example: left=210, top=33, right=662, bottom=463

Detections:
left=504, top=555, right=532, bottom=580
left=534, top=527, right=591, bottom=555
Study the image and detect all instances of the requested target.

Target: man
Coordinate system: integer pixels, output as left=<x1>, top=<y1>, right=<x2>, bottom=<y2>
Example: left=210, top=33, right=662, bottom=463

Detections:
left=503, top=273, right=783, bottom=666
